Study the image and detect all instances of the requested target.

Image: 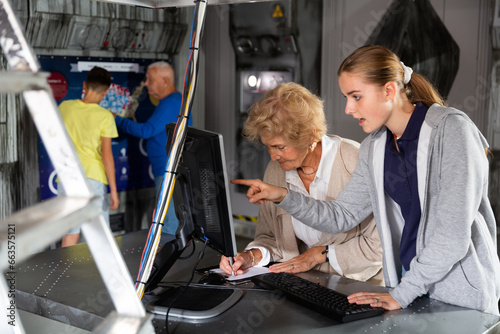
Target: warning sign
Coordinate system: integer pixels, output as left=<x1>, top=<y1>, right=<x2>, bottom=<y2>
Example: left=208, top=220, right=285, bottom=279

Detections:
left=272, top=4, right=285, bottom=19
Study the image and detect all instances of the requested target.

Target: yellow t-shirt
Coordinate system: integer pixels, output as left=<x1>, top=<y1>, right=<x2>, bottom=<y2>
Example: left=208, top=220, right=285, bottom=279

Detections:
left=59, top=100, right=118, bottom=184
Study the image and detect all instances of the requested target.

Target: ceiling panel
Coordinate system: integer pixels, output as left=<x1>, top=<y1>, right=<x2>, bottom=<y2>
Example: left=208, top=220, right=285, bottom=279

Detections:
left=92, top=0, right=274, bottom=8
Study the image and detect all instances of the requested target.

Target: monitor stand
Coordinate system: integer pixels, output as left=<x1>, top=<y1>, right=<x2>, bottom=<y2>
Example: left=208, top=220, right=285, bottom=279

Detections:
left=145, top=285, right=243, bottom=319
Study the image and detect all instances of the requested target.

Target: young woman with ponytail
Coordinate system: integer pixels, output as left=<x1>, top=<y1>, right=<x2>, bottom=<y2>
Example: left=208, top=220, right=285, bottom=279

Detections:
left=233, top=45, right=500, bottom=315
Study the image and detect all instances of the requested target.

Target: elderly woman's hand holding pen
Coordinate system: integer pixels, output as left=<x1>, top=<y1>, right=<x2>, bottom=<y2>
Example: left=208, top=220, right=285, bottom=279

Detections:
left=220, top=249, right=263, bottom=276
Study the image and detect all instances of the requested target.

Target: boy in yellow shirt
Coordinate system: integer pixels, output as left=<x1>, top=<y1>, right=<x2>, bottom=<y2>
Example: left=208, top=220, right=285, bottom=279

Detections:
left=58, top=66, right=119, bottom=247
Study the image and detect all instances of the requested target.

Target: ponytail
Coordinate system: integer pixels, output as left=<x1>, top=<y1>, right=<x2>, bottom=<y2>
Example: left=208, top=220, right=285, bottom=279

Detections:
left=405, top=72, right=445, bottom=106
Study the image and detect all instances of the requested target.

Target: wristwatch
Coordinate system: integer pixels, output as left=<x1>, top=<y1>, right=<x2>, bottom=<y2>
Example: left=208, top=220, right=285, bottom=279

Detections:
left=321, top=245, right=329, bottom=263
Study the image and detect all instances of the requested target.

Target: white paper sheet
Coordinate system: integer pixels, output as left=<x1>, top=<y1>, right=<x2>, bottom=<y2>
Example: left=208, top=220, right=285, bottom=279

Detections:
left=210, top=266, right=269, bottom=281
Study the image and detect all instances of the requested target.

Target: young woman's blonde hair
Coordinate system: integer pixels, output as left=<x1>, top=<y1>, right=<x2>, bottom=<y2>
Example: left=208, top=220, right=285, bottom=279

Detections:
left=243, top=82, right=327, bottom=149
left=338, top=45, right=445, bottom=107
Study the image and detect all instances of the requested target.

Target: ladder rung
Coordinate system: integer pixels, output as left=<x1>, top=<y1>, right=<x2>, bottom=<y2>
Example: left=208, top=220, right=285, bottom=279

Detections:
left=0, top=195, right=101, bottom=267
left=0, top=71, right=50, bottom=93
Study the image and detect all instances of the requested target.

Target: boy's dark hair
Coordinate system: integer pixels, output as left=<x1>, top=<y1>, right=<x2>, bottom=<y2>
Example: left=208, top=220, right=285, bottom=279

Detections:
left=86, top=66, right=111, bottom=92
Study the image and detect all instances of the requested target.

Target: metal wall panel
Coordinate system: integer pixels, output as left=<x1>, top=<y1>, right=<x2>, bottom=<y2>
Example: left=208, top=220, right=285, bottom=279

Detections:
left=0, top=92, right=18, bottom=165
left=0, top=88, right=38, bottom=222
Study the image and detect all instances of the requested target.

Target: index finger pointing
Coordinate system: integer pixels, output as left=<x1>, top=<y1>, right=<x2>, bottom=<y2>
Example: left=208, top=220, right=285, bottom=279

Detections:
left=230, top=179, right=260, bottom=188
left=231, top=179, right=256, bottom=186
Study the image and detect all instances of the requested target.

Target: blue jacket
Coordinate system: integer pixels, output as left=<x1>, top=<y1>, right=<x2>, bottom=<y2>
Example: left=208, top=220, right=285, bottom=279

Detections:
left=115, top=92, right=191, bottom=177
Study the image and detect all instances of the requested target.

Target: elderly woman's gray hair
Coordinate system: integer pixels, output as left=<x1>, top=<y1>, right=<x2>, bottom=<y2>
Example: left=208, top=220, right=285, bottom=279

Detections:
left=243, top=82, right=327, bottom=149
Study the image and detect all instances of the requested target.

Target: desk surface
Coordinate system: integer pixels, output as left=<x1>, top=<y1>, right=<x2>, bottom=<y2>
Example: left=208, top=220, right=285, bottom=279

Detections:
left=12, top=230, right=500, bottom=334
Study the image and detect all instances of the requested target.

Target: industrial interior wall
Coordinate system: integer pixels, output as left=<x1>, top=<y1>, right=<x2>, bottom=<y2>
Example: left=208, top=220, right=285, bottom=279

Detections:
left=0, top=59, right=39, bottom=221
left=0, top=0, right=190, bottom=222
left=202, top=1, right=324, bottom=221
left=0, top=0, right=37, bottom=222
left=322, top=0, right=492, bottom=143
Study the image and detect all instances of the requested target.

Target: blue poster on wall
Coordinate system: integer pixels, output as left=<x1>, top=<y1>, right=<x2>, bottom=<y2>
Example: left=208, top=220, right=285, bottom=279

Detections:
left=38, top=56, right=162, bottom=200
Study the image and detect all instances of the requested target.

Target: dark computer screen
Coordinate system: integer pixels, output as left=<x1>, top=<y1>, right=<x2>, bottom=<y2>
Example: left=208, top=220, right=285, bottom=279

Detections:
left=144, top=124, right=237, bottom=291
left=169, top=124, right=237, bottom=258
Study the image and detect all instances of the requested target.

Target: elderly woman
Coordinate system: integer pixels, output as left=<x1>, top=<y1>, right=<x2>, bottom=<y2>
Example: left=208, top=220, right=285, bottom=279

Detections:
left=220, top=82, right=383, bottom=284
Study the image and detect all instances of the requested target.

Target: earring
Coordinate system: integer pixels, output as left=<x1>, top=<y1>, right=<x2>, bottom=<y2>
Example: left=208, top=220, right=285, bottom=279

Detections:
left=309, top=145, right=313, bottom=149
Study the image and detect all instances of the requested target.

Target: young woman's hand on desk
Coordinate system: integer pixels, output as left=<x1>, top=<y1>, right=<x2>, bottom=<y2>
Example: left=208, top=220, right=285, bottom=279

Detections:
left=231, top=179, right=288, bottom=204
left=269, top=246, right=326, bottom=274
left=347, top=292, right=402, bottom=311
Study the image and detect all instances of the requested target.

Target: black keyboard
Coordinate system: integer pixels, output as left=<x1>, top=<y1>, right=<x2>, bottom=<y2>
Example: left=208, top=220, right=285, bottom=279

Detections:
left=251, top=272, right=385, bottom=323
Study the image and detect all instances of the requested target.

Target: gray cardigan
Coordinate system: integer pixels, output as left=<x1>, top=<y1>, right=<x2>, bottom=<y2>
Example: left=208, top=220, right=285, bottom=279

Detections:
left=279, top=104, right=500, bottom=315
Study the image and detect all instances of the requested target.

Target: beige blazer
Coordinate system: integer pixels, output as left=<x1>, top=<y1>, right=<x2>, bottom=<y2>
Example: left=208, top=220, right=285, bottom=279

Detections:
left=247, top=135, right=384, bottom=284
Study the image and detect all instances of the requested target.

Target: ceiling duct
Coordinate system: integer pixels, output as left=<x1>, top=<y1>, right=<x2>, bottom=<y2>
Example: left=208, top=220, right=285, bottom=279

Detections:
left=22, top=0, right=187, bottom=59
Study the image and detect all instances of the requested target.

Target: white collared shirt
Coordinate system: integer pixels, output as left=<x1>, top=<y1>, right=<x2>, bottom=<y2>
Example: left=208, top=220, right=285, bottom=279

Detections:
left=251, top=135, right=343, bottom=274
left=285, top=135, right=342, bottom=274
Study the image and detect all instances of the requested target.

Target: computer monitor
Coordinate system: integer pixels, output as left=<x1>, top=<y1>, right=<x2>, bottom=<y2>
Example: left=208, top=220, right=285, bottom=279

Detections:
left=171, top=125, right=238, bottom=258
left=144, top=124, right=241, bottom=319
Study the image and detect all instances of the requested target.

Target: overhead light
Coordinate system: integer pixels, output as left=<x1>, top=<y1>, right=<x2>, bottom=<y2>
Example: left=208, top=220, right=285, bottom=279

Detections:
left=247, top=75, right=258, bottom=88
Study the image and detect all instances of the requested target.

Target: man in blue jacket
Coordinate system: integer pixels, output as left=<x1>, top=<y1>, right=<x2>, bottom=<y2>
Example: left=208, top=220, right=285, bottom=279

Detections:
left=114, top=61, right=191, bottom=234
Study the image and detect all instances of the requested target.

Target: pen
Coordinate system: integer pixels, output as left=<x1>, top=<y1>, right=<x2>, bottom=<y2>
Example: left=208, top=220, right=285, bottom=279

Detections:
left=229, top=257, right=234, bottom=276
